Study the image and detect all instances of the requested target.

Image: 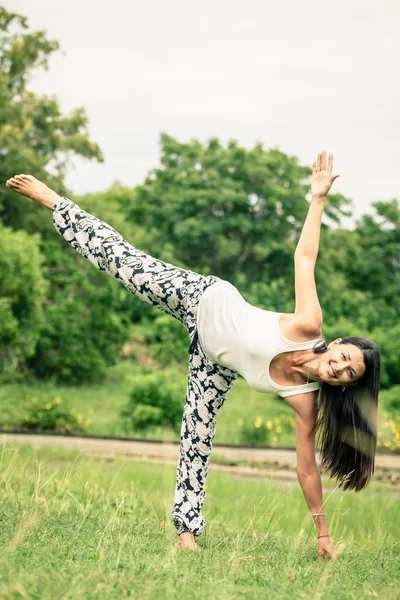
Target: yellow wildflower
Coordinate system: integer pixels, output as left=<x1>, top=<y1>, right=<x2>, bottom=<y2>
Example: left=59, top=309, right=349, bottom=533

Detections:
left=266, top=420, right=273, bottom=430
left=54, top=397, right=62, bottom=405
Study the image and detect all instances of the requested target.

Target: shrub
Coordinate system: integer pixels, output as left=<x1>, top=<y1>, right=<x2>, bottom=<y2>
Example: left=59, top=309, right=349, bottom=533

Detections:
left=27, top=245, right=130, bottom=384
left=139, top=315, right=189, bottom=367
left=377, top=410, right=400, bottom=453
left=16, top=396, right=91, bottom=434
left=238, top=414, right=295, bottom=446
left=380, top=386, right=400, bottom=413
left=0, top=225, right=48, bottom=382
left=121, top=369, right=186, bottom=433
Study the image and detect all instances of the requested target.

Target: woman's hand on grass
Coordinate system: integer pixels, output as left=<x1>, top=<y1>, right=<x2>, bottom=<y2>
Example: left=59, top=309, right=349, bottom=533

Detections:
left=311, top=151, right=340, bottom=199
left=318, top=536, right=338, bottom=561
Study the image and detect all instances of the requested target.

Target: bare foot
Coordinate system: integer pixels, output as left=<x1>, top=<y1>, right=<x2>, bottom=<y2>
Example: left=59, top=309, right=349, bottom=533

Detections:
left=176, top=532, right=199, bottom=551
left=5, top=174, right=61, bottom=210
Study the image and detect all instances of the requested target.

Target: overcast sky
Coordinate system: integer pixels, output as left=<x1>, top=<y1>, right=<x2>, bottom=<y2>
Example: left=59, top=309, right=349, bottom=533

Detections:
left=8, top=0, right=400, bottom=225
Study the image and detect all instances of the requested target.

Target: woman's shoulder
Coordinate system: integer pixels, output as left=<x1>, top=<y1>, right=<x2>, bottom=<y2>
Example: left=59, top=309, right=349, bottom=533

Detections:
left=279, top=312, right=323, bottom=343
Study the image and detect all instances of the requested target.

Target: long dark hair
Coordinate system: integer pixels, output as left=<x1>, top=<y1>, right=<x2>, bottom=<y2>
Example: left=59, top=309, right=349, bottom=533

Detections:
left=311, top=336, right=381, bottom=492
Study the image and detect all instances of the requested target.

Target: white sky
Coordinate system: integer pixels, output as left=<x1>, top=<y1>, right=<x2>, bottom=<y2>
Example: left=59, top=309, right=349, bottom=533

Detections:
left=7, top=0, right=400, bottom=225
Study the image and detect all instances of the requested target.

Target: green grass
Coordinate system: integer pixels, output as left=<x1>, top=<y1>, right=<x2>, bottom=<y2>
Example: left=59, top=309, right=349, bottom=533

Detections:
left=0, top=442, right=398, bottom=599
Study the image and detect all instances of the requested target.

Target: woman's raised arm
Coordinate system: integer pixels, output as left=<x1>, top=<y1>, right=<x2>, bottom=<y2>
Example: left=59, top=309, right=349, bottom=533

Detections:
left=292, top=152, right=340, bottom=330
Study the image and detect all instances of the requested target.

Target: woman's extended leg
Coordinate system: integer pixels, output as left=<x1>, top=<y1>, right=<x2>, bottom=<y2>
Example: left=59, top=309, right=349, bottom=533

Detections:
left=52, top=196, right=218, bottom=332
left=5, top=175, right=219, bottom=335
left=172, top=342, right=238, bottom=542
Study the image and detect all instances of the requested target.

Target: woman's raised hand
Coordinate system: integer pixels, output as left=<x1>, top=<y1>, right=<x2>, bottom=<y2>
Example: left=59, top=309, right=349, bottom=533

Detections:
left=311, top=151, right=340, bottom=199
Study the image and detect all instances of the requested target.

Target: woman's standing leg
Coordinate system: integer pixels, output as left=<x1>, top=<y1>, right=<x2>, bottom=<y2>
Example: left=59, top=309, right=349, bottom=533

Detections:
left=172, top=342, right=238, bottom=539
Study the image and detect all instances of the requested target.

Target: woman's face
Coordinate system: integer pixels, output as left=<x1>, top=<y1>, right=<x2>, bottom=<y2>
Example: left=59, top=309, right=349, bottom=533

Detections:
left=319, top=339, right=366, bottom=386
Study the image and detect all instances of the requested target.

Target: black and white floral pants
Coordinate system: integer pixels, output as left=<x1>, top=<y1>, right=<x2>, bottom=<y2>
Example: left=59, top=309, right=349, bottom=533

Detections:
left=52, top=197, right=238, bottom=537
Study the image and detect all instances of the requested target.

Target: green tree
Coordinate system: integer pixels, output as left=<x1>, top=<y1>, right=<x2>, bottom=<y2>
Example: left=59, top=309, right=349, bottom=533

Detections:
left=0, top=7, right=103, bottom=234
left=0, top=224, right=47, bottom=380
left=346, top=200, right=400, bottom=305
left=0, top=8, right=132, bottom=383
left=124, top=133, right=351, bottom=306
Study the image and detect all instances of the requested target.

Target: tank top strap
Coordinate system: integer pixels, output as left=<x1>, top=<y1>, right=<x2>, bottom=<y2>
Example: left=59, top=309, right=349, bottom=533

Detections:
left=277, top=316, right=323, bottom=351
left=278, top=381, right=320, bottom=398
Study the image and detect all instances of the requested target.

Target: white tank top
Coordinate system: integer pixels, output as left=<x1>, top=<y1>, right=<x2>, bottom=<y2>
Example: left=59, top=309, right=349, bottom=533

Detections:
left=197, top=280, right=321, bottom=398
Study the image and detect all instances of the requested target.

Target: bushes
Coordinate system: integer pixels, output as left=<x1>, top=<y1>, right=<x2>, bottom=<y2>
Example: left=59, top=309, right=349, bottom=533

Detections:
left=16, top=396, right=91, bottom=434
left=27, top=244, right=131, bottom=384
left=121, top=369, right=186, bottom=434
left=0, top=225, right=48, bottom=381
left=138, top=315, right=189, bottom=368
left=381, top=386, right=400, bottom=413
left=238, top=414, right=295, bottom=446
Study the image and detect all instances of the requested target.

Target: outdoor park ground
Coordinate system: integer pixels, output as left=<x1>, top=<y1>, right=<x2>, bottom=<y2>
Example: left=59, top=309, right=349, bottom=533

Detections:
left=0, top=441, right=398, bottom=600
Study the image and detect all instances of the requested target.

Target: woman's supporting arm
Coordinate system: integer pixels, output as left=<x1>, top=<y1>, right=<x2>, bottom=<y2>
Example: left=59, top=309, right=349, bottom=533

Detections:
left=292, top=397, right=338, bottom=559
left=295, top=409, right=329, bottom=536
left=297, top=466, right=329, bottom=536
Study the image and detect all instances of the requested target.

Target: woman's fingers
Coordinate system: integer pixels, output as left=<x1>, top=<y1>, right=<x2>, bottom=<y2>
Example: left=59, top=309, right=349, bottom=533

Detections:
left=315, top=151, right=334, bottom=173
left=327, top=153, right=334, bottom=174
left=320, top=151, right=326, bottom=171
left=316, top=152, right=326, bottom=171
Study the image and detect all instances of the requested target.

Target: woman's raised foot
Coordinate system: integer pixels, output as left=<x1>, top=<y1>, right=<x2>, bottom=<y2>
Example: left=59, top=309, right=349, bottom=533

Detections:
left=5, top=174, right=61, bottom=210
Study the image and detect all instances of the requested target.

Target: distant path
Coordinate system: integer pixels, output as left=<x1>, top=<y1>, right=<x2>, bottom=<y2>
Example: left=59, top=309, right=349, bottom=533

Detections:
left=1, top=433, right=399, bottom=480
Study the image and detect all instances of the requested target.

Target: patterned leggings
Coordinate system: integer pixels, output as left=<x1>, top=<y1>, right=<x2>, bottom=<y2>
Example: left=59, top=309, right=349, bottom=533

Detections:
left=52, top=197, right=238, bottom=536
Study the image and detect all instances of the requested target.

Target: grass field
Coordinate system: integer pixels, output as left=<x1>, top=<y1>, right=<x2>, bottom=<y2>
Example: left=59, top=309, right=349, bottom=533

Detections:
left=0, top=441, right=398, bottom=599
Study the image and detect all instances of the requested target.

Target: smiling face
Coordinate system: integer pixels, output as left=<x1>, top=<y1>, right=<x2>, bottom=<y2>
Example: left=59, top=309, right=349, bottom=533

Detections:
left=319, top=339, right=366, bottom=386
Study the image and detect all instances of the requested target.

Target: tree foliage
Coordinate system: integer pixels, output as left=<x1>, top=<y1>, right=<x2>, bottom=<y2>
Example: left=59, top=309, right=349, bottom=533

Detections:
left=0, top=224, right=47, bottom=379
left=126, top=133, right=351, bottom=291
left=0, top=8, right=128, bottom=383
left=0, top=7, right=103, bottom=233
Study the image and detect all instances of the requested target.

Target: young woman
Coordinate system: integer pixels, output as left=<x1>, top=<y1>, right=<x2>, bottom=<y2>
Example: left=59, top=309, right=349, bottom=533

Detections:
left=6, top=151, right=380, bottom=558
